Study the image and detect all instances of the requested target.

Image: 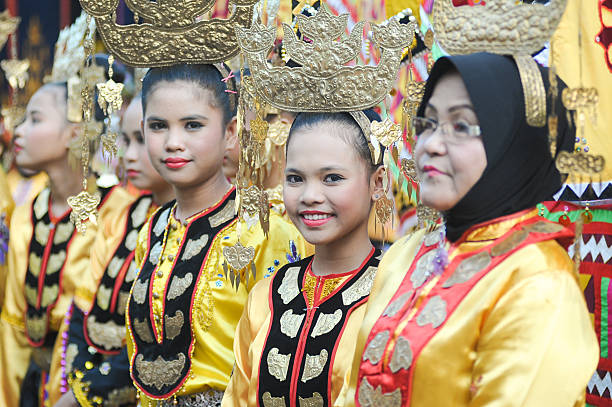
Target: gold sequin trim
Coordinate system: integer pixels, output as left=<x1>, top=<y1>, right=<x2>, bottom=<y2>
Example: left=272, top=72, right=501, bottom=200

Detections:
left=209, top=200, right=236, bottom=228
left=86, top=314, right=124, bottom=350
left=262, top=392, right=286, bottom=407
left=131, top=278, right=148, bottom=305
left=267, top=347, right=291, bottom=381
left=279, top=267, right=300, bottom=305
left=299, top=392, right=323, bottom=407
left=357, top=377, right=402, bottom=407
left=320, top=277, right=346, bottom=300
left=280, top=309, right=305, bottom=338
left=301, top=349, right=328, bottom=383
left=302, top=274, right=317, bottom=308
left=362, top=330, right=389, bottom=365
left=165, top=310, right=184, bottom=340
left=133, top=317, right=154, bottom=343
left=134, top=353, right=186, bottom=391
left=310, top=309, right=342, bottom=338
left=181, top=235, right=209, bottom=261
left=443, top=251, right=492, bottom=288
left=416, top=295, right=447, bottom=329
left=388, top=336, right=412, bottom=373
left=167, top=273, right=193, bottom=301
left=342, top=266, right=377, bottom=306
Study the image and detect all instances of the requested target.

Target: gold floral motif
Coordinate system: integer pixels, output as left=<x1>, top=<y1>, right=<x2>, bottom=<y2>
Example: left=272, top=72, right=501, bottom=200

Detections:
left=25, top=315, right=47, bottom=342
left=416, top=295, right=447, bottom=329
left=555, top=150, right=606, bottom=176
left=34, top=222, right=51, bottom=245
left=181, top=235, right=209, bottom=261
left=133, top=318, right=154, bottom=343
left=411, top=250, right=438, bottom=289
left=125, top=261, right=138, bottom=283
left=279, top=267, right=301, bottom=305
left=490, top=229, right=529, bottom=257
left=131, top=278, right=148, bottom=305
left=25, top=285, right=38, bottom=306
left=167, top=273, right=193, bottom=301
left=53, top=222, right=75, bottom=244
left=382, top=292, right=412, bottom=318
left=400, top=158, right=417, bottom=183
left=223, top=242, right=255, bottom=271
left=262, top=392, right=286, bottom=407
left=357, top=377, right=402, bottom=407
left=65, top=343, right=78, bottom=374
left=40, top=284, right=59, bottom=307
left=134, top=353, right=186, bottom=390
left=67, top=190, right=101, bottom=234
left=153, top=208, right=171, bottom=236
left=371, top=119, right=402, bottom=148
left=523, top=221, right=564, bottom=234
left=209, top=200, right=236, bottom=228
left=342, top=266, right=377, bottom=306
left=0, top=10, right=20, bottom=48
left=86, top=314, right=124, bottom=350
left=280, top=309, right=305, bottom=338
left=267, top=348, right=291, bottom=381
left=96, top=285, right=112, bottom=310
left=46, top=251, right=66, bottom=275
left=375, top=196, right=394, bottom=226
left=149, top=241, right=163, bottom=265
left=301, top=349, right=328, bottom=383
left=268, top=120, right=291, bottom=146
left=28, top=253, right=42, bottom=277
left=107, top=386, right=137, bottom=405
left=302, top=275, right=317, bottom=308
left=362, top=330, right=389, bottom=365
left=106, top=256, right=124, bottom=278
left=33, top=189, right=50, bottom=219
left=165, top=310, right=184, bottom=340
left=311, top=309, right=342, bottom=338
left=423, top=228, right=444, bottom=247
left=117, top=292, right=130, bottom=316
left=131, top=197, right=153, bottom=227
left=125, top=229, right=139, bottom=252
left=388, top=336, right=412, bottom=373
left=416, top=204, right=440, bottom=229
left=443, top=252, right=492, bottom=288
left=97, top=78, right=124, bottom=115
left=299, top=393, right=323, bottom=407
left=514, top=55, right=547, bottom=127
left=320, top=277, right=346, bottom=300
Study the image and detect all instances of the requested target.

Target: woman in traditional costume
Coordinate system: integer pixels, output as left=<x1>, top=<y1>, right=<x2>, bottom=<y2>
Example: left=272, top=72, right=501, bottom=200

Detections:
left=0, top=14, right=134, bottom=407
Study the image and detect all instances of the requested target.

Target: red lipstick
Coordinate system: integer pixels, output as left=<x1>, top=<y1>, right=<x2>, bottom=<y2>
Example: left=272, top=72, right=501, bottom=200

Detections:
left=164, top=157, right=190, bottom=169
left=423, top=165, right=445, bottom=177
left=300, top=210, right=333, bottom=228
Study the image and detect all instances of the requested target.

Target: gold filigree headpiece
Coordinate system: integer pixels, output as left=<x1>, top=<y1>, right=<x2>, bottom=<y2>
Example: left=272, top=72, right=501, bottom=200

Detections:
left=0, top=10, right=19, bottom=49
left=433, top=0, right=568, bottom=128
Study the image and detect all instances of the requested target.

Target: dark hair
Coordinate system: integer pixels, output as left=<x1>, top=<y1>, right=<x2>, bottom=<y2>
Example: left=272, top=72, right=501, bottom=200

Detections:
left=287, top=110, right=382, bottom=173
left=141, top=63, right=237, bottom=126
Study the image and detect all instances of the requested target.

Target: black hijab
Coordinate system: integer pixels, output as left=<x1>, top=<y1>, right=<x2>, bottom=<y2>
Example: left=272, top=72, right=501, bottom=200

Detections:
left=417, top=53, right=575, bottom=242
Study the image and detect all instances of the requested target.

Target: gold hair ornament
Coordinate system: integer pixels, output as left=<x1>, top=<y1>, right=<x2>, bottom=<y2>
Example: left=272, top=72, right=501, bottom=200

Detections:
left=97, top=54, right=124, bottom=161
left=0, top=10, right=19, bottom=49
left=0, top=10, right=27, bottom=133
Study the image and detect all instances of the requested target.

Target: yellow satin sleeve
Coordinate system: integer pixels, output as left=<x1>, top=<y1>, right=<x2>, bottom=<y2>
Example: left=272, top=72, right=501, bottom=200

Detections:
left=339, top=225, right=598, bottom=407
left=6, top=169, right=48, bottom=207
left=0, top=166, right=15, bottom=310
left=128, top=209, right=307, bottom=406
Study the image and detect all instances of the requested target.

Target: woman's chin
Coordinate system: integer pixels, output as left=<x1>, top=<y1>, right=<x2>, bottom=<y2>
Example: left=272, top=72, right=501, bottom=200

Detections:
left=420, top=191, right=456, bottom=212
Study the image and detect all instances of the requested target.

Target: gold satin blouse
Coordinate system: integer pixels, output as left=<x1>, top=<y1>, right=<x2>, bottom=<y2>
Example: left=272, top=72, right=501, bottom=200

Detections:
left=339, top=209, right=598, bottom=407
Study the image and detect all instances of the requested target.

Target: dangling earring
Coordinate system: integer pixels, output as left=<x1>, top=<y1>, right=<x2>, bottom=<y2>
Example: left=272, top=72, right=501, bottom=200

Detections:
left=559, top=206, right=571, bottom=226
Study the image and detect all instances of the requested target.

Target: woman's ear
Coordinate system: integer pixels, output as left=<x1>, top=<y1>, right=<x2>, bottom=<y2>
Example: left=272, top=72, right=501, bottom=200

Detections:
left=63, top=122, right=82, bottom=148
left=370, top=165, right=386, bottom=201
left=224, top=116, right=238, bottom=152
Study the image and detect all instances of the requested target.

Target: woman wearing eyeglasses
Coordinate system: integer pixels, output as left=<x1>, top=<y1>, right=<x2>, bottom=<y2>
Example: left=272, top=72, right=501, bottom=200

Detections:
left=337, top=53, right=598, bottom=406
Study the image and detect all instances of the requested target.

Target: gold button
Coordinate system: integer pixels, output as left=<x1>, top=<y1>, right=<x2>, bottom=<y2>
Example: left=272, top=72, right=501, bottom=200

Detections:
left=168, top=255, right=175, bottom=261
left=176, top=239, right=181, bottom=244
left=170, top=223, right=177, bottom=231
left=156, top=271, right=163, bottom=278
left=153, top=292, right=160, bottom=299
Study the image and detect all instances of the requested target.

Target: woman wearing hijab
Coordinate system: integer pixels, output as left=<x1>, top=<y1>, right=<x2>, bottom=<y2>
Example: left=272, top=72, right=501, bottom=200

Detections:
left=336, top=53, right=598, bottom=407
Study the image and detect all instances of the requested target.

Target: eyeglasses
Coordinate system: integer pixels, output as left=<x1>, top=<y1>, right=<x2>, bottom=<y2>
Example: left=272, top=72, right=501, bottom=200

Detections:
left=413, top=117, right=481, bottom=144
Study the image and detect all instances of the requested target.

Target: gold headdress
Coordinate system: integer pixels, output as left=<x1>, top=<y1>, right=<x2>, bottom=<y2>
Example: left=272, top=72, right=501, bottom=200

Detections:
left=0, top=10, right=19, bottom=49
left=0, top=9, right=26, bottom=133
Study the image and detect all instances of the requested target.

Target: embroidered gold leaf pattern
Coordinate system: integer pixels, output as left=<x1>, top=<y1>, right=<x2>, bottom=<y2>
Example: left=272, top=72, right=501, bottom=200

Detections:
left=107, top=386, right=137, bottom=405
left=443, top=252, right=492, bottom=288
left=342, top=266, right=377, bottom=306
left=96, top=285, right=112, bottom=310
left=131, top=278, right=148, bottom=304
left=383, top=292, right=412, bottom=318
left=149, top=241, right=163, bottom=265
left=416, top=295, right=447, bottom=328
left=490, top=229, right=529, bottom=257
left=25, top=315, right=46, bottom=342
left=167, top=273, right=193, bottom=301
left=299, top=392, right=323, bottom=407
left=125, top=229, right=138, bottom=251
left=357, top=377, right=402, bottom=407
left=134, top=353, right=186, bottom=390
left=165, top=310, right=184, bottom=340
left=33, top=189, right=50, bottom=220
left=280, top=309, right=305, bottom=338
left=65, top=343, right=78, bottom=374
left=125, top=261, right=138, bottom=283
left=117, top=292, right=130, bottom=316
left=523, top=221, right=564, bottom=234
left=46, top=251, right=66, bottom=275
left=181, top=235, right=209, bottom=261
left=28, top=253, right=41, bottom=277
left=267, top=348, right=291, bottom=381
left=25, top=285, right=38, bottom=305
left=133, top=318, right=154, bottom=343
left=153, top=208, right=170, bottom=237
left=131, top=197, right=153, bottom=227
left=362, top=330, right=389, bottom=365
left=388, top=336, right=412, bottom=373
left=86, top=314, right=124, bottom=349
left=263, top=392, right=286, bottom=407
left=223, top=242, right=255, bottom=271
left=411, top=250, right=438, bottom=289
left=311, top=309, right=342, bottom=338
left=41, top=284, right=59, bottom=307
left=209, top=200, right=235, bottom=228
left=107, top=256, right=124, bottom=278
left=53, top=222, right=74, bottom=244
left=423, top=227, right=443, bottom=247
left=301, top=349, right=328, bottom=383
left=278, top=267, right=300, bottom=305
left=34, top=222, right=51, bottom=245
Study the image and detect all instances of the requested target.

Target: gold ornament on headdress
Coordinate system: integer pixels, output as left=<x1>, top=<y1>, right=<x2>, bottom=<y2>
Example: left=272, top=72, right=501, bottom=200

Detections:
left=78, top=0, right=258, bottom=67
left=1, top=59, right=29, bottom=89
left=433, top=0, right=568, bottom=128
left=97, top=55, right=124, bottom=161
left=0, top=10, right=27, bottom=133
left=0, top=10, right=19, bottom=49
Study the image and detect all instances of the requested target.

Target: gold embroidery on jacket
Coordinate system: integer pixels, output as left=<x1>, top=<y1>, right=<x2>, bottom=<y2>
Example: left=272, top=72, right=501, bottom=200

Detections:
left=311, top=309, right=342, bottom=338
left=301, top=349, right=328, bottom=383
left=423, top=227, right=443, bottom=247
left=34, top=222, right=51, bottom=245
left=134, top=353, right=186, bottom=390
left=342, top=266, right=377, bottom=306
left=125, top=229, right=139, bottom=251
left=53, top=222, right=74, bottom=244
left=40, top=284, right=59, bottom=307
left=262, top=392, right=286, bottom=407
left=267, top=347, right=291, bottom=381
left=278, top=267, right=300, bottom=305
left=382, top=292, right=412, bottom=318
left=153, top=208, right=170, bottom=237
left=411, top=250, right=438, bottom=289
left=65, top=343, right=78, bottom=374
left=117, top=291, right=130, bottom=316
left=490, top=229, right=529, bottom=257
left=299, top=392, right=324, bottom=407
left=86, top=314, right=124, bottom=350
left=133, top=318, right=154, bottom=343
left=25, top=315, right=46, bottom=342
left=523, top=221, right=564, bottom=234
left=125, top=261, right=138, bottom=283
left=362, top=330, right=389, bottom=365
left=46, top=250, right=66, bottom=275
left=443, top=252, right=492, bottom=288
left=149, top=241, right=163, bottom=265
left=389, top=336, right=412, bottom=373
left=131, top=278, right=148, bottom=305
left=280, top=309, right=305, bottom=338
left=357, top=377, right=402, bottom=407
left=416, top=295, right=447, bottom=328
left=131, top=197, right=153, bottom=227
left=28, top=253, right=41, bottom=277
left=33, top=188, right=50, bottom=219
left=25, top=285, right=38, bottom=305
left=165, top=310, right=184, bottom=340
left=167, top=273, right=193, bottom=301
left=107, top=256, right=124, bottom=278
left=209, top=200, right=235, bottom=228
left=96, top=285, right=112, bottom=310
left=181, top=235, right=209, bottom=261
